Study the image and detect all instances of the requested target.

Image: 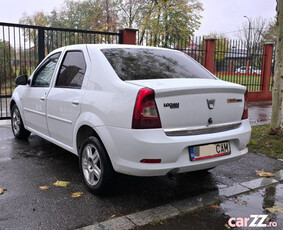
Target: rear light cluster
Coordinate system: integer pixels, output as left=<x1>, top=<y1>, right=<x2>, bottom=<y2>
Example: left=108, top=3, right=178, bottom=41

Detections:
left=241, top=90, right=248, bottom=120
left=132, top=88, right=162, bottom=129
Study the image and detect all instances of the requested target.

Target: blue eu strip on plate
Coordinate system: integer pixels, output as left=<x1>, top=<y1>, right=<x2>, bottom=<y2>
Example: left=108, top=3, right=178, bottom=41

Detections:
left=190, top=146, right=195, bottom=160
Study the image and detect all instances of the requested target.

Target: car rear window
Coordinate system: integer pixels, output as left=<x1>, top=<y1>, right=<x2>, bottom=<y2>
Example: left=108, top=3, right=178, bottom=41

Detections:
left=101, top=48, right=215, bottom=81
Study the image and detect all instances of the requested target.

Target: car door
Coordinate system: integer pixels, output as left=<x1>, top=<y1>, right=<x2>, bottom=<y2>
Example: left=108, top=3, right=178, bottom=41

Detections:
left=46, top=47, right=88, bottom=147
left=22, top=52, right=61, bottom=136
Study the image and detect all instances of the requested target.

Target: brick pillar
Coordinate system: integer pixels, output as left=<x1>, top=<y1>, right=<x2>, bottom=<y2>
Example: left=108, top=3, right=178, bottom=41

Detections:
left=203, top=38, right=216, bottom=73
left=262, top=42, right=274, bottom=93
left=119, top=28, right=138, bottom=45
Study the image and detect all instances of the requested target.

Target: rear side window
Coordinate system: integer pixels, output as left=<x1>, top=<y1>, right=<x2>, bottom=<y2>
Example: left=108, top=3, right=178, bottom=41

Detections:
left=56, top=51, right=86, bottom=89
left=101, top=48, right=215, bottom=81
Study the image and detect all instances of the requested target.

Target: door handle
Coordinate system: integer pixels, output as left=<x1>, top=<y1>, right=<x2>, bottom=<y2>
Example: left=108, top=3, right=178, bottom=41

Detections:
left=72, top=100, right=79, bottom=105
left=40, top=96, right=45, bottom=101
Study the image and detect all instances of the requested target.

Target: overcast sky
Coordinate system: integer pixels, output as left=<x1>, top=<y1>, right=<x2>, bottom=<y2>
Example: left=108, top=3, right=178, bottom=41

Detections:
left=0, top=0, right=277, bottom=38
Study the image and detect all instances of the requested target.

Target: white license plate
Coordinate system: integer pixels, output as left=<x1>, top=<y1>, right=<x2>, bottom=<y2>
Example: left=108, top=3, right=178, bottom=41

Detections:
left=189, top=141, right=231, bottom=161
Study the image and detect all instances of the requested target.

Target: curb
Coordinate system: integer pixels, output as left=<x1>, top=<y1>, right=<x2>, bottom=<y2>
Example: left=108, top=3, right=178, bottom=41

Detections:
left=77, top=169, right=283, bottom=230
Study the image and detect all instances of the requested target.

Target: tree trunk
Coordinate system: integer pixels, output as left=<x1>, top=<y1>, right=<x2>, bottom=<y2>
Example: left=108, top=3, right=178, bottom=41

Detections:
left=270, top=0, right=283, bottom=135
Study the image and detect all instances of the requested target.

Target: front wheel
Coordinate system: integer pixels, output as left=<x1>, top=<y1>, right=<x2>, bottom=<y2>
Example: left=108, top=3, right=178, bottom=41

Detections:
left=79, top=136, right=114, bottom=195
left=11, top=105, right=30, bottom=139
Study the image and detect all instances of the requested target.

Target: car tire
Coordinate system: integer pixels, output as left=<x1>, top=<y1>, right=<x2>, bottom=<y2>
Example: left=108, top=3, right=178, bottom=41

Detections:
left=79, top=136, right=114, bottom=195
left=11, top=104, right=31, bottom=139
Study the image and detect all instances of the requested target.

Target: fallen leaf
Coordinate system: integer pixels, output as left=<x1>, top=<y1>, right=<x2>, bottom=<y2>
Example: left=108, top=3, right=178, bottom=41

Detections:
left=265, top=142, right=271, bottom=147
left=234, top=200, right=247, bottom=205
left=53, top=180, right=70, bottom=187
left=71, top=192, right=83, bottom=198
left=264, top=216, right=271, bottom=223
left=251, top=140, right=257, bottom=145
left=255, top=170, right=274, bottom=178
left=211, top=205, right=220, bottom=210
left=266, top=206, right=283, bottom=213
left=0, top=187, right=4, bottom=195
left=224, top=223, right=230, bottom=229
left=39, top=186, right=50, bottom=190
left=111, top=214, right=116, bottom=218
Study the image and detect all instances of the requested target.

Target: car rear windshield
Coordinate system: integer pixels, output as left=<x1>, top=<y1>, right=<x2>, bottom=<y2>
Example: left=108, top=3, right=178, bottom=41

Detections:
left=101, top=48, right=215, bottom=81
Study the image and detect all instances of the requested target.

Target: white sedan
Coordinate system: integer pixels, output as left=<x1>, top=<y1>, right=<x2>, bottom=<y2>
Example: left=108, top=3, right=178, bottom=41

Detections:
left=11, top=45, right=251, bottom=194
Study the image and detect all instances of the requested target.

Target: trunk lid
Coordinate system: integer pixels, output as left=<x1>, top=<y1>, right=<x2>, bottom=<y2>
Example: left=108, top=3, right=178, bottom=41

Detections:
left=127, top=79, right=246, bottom=130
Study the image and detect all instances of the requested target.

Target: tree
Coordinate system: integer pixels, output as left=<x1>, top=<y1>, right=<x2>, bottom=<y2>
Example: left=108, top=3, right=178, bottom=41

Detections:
left=270, top=0, right=283, bottom=135
left=18, top=0, right=202, bottom=48
left=263, top=19, right=277, bottom=43
left=117, top=0, right=150, bottom=28
left=237, top=16, right=271, bottom=45
left=135, top=0, right=203, bottom=47
left=0, top=41, right=15, bottom=93
left=19, top=0, right=119, bottom=32
left=20, top=11, right=49, bottom=27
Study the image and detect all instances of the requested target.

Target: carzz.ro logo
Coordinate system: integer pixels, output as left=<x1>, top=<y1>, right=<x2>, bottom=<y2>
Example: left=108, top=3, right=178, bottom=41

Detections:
left=228, top=215, right=278, bottom=228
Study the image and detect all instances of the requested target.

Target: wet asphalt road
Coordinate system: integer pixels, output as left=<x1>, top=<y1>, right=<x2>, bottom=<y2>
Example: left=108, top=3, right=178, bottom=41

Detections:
left=0, top=102, right=283, bottom=229
left=0, top=122, right=283, bottom=230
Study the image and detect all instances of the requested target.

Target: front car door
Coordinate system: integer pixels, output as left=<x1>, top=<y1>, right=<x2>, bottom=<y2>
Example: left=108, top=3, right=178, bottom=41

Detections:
left=46, top=47, right=88, bottom=147
left=22, top=52, right=61, bottom=136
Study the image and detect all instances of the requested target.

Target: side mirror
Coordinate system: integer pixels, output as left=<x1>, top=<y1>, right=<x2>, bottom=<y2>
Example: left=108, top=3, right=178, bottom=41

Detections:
left=15, top=75, right=28, bottom=85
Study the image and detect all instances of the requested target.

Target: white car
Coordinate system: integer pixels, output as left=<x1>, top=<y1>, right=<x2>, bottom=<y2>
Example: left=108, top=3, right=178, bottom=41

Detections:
left=11, top=45, right=251, bottom=194
left=235, top=66, right=261, bottom=74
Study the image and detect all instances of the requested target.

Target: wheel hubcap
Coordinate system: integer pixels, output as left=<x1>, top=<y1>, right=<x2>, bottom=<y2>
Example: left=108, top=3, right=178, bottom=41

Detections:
left=82, top=144, right=101, bottom=186
left=12, top=108, right=21, bottom=135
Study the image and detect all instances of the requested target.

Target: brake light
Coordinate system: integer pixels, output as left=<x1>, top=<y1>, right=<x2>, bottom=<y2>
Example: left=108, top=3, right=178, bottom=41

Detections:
left=241, top=90, right=248, bottom=120
left=132, top=88, right=162, bottom=129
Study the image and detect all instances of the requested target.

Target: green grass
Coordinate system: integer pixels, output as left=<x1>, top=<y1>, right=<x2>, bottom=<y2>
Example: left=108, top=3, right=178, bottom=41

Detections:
left=216, top=74, right=262, bottom=92
left=249, top=124, right=283, bottom=159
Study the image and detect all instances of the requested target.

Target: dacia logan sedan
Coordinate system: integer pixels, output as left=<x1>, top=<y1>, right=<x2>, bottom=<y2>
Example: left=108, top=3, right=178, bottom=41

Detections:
left=11, top=45, right=251, bottom=194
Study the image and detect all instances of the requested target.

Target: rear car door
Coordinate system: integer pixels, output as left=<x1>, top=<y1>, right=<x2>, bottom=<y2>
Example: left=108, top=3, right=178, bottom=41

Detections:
left=22, top=52, right=61, bottom=136
left=46, top=47, right=88, bottom=147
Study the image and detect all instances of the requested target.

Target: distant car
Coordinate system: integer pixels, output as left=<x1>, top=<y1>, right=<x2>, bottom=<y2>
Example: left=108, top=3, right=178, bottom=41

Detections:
left=235, top=66, right=261, bottom=74
left=11, top=45, right=251, bottom=194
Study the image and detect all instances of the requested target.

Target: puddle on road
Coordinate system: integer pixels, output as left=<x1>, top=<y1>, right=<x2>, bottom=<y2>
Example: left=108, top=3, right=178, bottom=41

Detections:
left=137, top=183, right=283, bottom=230
left=248, top=103, right=272, bottom=126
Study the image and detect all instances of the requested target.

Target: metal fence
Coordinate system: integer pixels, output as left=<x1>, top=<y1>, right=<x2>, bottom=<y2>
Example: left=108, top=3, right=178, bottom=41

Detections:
left=214, top=39, right=264, bottom=92
left=0, top=23, right=273, bottom=119
left=0, top=22, right=121, bottom=119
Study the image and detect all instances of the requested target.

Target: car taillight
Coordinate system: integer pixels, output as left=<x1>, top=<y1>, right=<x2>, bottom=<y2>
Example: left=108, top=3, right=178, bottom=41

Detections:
left=241, top=90, right=248, bottom=120
left=132, top=88, right=162, bottom=129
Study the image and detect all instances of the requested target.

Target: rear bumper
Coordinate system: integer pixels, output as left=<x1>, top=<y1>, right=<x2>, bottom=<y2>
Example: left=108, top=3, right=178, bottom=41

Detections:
left=97, top=119, right=251, bottom=176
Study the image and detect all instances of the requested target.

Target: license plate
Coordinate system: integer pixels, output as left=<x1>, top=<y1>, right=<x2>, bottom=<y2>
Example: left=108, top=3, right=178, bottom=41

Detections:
left=189, top=141, right=231, bottom=161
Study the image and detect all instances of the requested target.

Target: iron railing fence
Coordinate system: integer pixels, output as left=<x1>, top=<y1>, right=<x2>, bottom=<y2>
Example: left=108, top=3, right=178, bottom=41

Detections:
left=214, top=39, right=264, bottom=92
left=0, top=22, right=121, bottom=119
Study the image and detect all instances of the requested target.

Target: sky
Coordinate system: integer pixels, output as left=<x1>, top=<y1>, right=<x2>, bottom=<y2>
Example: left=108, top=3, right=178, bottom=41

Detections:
left=0, top=0, right=277, bottom=38
left=196, top=0, right=277, bottom=37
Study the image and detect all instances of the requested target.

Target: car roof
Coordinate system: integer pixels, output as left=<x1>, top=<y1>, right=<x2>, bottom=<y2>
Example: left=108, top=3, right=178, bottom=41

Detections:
left=52, top=44, right=181, bottom=53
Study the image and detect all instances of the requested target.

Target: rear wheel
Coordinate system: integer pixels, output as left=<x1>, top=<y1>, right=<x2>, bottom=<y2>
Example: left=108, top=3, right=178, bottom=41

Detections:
left=11, top=105, right=30, bottom=139
left=79, top=136, right=114, bottom=195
